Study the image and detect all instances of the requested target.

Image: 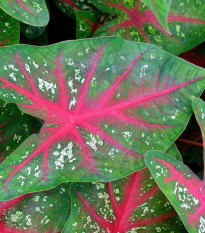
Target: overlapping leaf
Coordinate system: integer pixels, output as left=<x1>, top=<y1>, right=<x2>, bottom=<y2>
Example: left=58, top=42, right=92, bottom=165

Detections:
left=75, top=9, right=111, bottom=39
left=0, top=37, right=204, bottom=201
left=142, top=0, right=172, bottom=31
left=64, top=145, right=186, bottom=233
left=0, top=0, right=49, bottom=26
left=53, top=0, right=94, bottom=18
left=0, top=8, right=19, bottom=46
left=0, top=99, right=42, bottom=163
left=20, top=29, right=48, bottom=46
left=0, top=183, right=71, bottom=232
left=20, top=22, right=46, bottom=40
left=91, top=0, right=205, bottom=55
left=145, top=98, right=205, bottom=233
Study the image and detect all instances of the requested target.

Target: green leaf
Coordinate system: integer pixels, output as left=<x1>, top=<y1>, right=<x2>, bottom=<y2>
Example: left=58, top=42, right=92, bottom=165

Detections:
left=20, top=29, right=48, bottom=46
left=53, top=0, right=94, bottom=19
left=0, top=8, right=19, bottom=46
left=0, top=100, right=42, bottom=163
left=0, top=183, right=71, bottom=232
left=20, top=22, right=46, bottom=39
left=91, top=0, right=205, bottom=55
left=0, top=37, right=204, bottom=200
left=0, top=0, right=49, bottom=26
left=75, top=9, right=103, bottom=39
left=64, top=168, right=186, bottom=232
left=75, top=9, right=114, bottom=39
left=142, top=0, right=172, bottom=31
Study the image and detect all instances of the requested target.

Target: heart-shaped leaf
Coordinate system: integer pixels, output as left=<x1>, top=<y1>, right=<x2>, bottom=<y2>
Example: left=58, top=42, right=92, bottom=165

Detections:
left=142, top=0, right=172, bottom=31
left=0, top=37, right=204, bottom=201
left=0, top=183, right=71, bottom=232
left=0, top=8, right=19, bottom=46
left=0, top=0, right=49, bottom=26
left=0, top=99, right=42, bottom=163
left=91, top=0, right=205, bottom=55
left=146, top=98, right=205, bottom=233
left=53, top=0, right=94, bottom=19
left=64, top=145, right=186, bottom=233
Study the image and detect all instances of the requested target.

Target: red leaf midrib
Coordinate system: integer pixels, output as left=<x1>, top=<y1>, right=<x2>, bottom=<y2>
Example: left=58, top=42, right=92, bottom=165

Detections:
left=0, top=40, right=204, bottom=191
left=76, top=171, right=176, bottom=232
left=154, top=157, right=205, bottom=224
left=73, top=76, right=204, bottom=122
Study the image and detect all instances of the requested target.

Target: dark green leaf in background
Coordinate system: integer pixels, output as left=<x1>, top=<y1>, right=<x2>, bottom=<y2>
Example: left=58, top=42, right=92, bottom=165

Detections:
left=53, top=0, right=94, bottom=19
left=20, top=22, right=46, bottom=40
left=0, top=8, right=19, bottom=46
left=0, top=99, right=42, bottom=163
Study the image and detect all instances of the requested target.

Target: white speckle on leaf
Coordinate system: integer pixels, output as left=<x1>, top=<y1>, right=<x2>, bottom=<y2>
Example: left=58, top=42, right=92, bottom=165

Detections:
left=38, top=78, right=57, bottom=94
left=11, top=211, right=23, bottom=222
left=55, top=142, right=76, bottom=170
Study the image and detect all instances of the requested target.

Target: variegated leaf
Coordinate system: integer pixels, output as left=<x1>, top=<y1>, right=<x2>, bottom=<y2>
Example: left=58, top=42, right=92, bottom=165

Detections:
left=0, top=37, right=204, bottom=200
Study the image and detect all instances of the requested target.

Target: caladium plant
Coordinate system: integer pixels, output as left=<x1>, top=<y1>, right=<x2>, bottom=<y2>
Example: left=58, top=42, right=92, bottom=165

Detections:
left=0, top=0, right=204, bottom=231
left=0, top=37, right=204, bottom=201
left=0, top=0, right=49, bottom=26
left=64, top=145, right=186, bottom=233
left=90, top=0, right=205, bottom=55
left=0, top=8, right=19, bottom=46
left=145, top=98, right=205, bottom=232
left=0, top=183, right=71, bottom=232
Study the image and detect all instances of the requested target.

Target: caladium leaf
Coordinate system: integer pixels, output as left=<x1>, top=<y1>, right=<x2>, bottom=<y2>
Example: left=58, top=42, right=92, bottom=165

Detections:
left=142, top=0, right=172, bottom=31
left=0, top=183, right=71, bottom=232
left=145, top=151, right=205, bottom=233
left=0, top=37, right=204, bottom=201
left=64, top=145, right=186, bottom=233
left=0, top=99, right=42, bottom=163
left=20, top=29, right=48, bottom=46
left=20, top=22, right=46, bottom=40
left=53, top=0, right=94, bottom=19
left=91, top=0, right=205, bottom=55
left=0, top=8, right=19, bottom=46
left=75, top=9, right=110, bottom=39
left=0, top=0, right=49, bottom=26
